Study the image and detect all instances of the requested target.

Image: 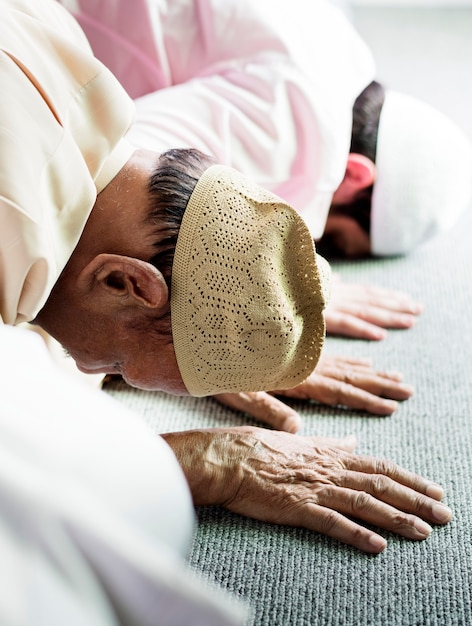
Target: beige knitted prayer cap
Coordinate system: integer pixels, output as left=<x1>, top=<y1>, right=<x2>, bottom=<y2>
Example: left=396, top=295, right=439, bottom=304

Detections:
left=171, top=165, right=331, bottom=397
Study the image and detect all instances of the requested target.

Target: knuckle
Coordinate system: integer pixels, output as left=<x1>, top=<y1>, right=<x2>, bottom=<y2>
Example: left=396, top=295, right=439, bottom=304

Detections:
left=349, top=525, right=369, bottom=546
left=390, top=512, right=413, bottom=530
left=370, top=474, right=391, bottom=498
left=373, top=457, right=397, bottom=477
left=319, top=509, right=341, bottom=535
left=352, top=491, right=375, bottom=513
left=334, top=381, right=352, bottom=404
left=409, top=493, right=428, bottom=515
left=342, top=369, right=357, bottom=386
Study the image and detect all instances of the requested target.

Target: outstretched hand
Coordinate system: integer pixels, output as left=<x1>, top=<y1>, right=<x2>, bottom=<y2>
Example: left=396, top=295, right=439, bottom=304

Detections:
left=325, top=273, right=423, bottom=340
left=163, top=427, right=452, bottom=554
left=214, top=354, right=414, bottom=433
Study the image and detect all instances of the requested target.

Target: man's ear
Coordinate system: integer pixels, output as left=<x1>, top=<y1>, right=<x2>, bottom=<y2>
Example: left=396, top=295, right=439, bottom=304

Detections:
left=345, top=153, right=376, bottom=189
left=77, top=253, right=169, bottom=312
left=332, top=154, right=376, bottom=206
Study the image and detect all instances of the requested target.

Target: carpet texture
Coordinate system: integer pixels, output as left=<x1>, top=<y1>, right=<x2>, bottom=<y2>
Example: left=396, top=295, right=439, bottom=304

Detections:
left=105, top=6, right=472, bottom=625
left=105, top=201, right=472, bottom=626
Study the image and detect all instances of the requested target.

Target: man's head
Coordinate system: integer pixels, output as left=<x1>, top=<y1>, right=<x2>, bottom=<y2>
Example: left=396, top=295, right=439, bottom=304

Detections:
left=36, top=148, right=330, bottom=396
left=317, top=81, right=472, bottom=259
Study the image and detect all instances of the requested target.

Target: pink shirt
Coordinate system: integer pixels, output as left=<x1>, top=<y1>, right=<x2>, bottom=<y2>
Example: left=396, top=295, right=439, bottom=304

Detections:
left=60, top=0, right=375, bottom=238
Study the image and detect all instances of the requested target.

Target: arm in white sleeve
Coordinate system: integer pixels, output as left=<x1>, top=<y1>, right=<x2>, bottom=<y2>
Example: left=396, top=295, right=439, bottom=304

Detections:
left=0, top=325, right=245, bottom=626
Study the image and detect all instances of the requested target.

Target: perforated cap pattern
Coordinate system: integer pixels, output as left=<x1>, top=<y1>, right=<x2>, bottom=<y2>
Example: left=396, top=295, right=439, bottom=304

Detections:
left=171, top=165, right=330, bottom=397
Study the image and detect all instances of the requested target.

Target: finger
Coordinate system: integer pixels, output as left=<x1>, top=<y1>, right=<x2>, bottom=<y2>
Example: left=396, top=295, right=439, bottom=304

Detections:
left=277, top=375, right=400, bottom=415
left=319, top=354, right=374, bottom=368
left=336, top=471, right=453, bottom=527
left=327, top=381, right=400, bottom=415
left=319, top=360, right=405, bottom=383
left=325, top=311, right=388, bottom=340
left=315, top=486, right=440, bottom=542
left=300, top=502, right=388, bottom=554
left=214, top=392, right=302, bottom=433
left=360, top=291, right=424, bottom=315
left=333, top=284, right=424, bottom=315
left=340, top=303, right=419, bottom=330
left=316, top=368, right=414, bottom=401
left=342, top=454, right=447, bottom=502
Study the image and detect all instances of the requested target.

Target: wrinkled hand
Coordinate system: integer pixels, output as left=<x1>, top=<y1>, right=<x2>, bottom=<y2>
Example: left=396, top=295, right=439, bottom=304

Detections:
left=214, top=354, right=414, bottom=433
left=325, top=273, right=423, bottom=340
left=163, top=427, right=452, bottom=554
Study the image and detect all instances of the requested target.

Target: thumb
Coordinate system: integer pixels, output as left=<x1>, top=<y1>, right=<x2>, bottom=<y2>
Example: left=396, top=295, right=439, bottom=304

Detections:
left=214, top=391, right=302, bottom=433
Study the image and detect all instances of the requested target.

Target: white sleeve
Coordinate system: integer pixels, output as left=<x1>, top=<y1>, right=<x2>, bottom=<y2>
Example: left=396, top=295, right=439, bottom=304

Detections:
left=0, top=325, right=246, bottom=626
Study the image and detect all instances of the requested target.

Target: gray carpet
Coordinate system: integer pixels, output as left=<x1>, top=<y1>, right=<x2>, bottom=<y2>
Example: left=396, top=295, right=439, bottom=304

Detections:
left=105, top=6, right=472, bottom=625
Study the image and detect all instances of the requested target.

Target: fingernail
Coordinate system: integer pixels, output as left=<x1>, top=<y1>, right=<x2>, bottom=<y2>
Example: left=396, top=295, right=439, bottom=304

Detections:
left=400, top=315, right=416, bottom=327
left=369, top=535, right=387, bottom=552
left=283, top=415, right=302, bottom=434
left=432, top=503, right=452, bottom=523
left=383, top=400, right=398, bottom=413
left=414, top=519, right=433, bottom=538
left=425, top=483, right=444, bottom=500
left=343, top=434, right=358, bottom=446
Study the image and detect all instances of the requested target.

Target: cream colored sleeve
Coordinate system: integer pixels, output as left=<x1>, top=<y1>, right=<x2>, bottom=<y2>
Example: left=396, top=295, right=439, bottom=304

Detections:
left=0, top=0, right=135, bottom=325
